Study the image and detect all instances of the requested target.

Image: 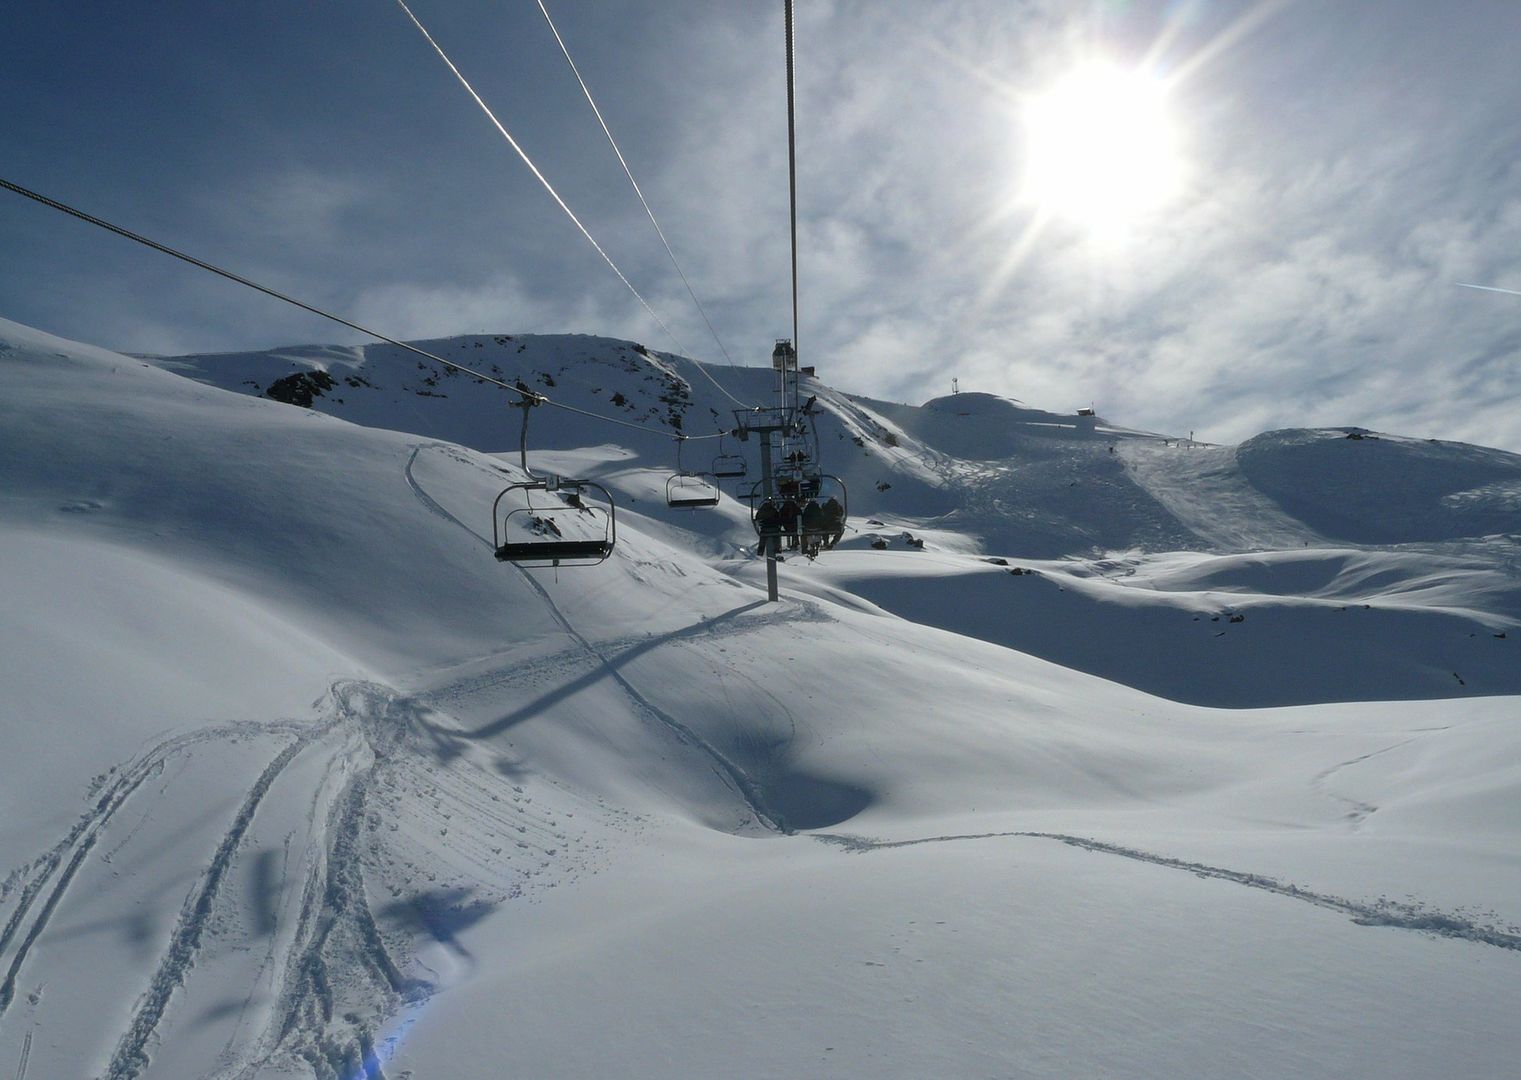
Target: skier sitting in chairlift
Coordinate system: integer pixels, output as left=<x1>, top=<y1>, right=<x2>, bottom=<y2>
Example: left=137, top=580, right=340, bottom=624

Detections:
left=756, top=500, right=782, bottom=546
left=821, top=495, right=845, bottom=549
left=779, top=497, right=802, bottom=549
left=800, top=498, right=825, bottom=557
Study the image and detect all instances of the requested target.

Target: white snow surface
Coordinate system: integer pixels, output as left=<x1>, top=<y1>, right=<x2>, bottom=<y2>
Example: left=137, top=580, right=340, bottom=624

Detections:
left=2, top=318, right=1520, bottom=1078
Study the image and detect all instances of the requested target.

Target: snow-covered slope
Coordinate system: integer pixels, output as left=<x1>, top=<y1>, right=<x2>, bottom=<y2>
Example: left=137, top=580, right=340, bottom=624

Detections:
left=148, top=332, right=1521, bottom=706
left=149, top=334, right=1521, bottom=559
left=5, top=319, right=1521, bottom=1079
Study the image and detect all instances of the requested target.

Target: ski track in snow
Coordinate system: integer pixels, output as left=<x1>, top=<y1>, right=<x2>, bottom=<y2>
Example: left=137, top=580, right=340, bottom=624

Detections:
left=1309, top=737, right=1426, bottom=828
left=405, top=439, right=798, bottom=835
left=252, top=685, right=405, bottom=1080
left=103, top=731, right=321, bottom=1080
left=0, top=679, right=519, bottom=1080
left=0, top=719, right=308, bottom=1022
left=512, top=570, right=791, bottom=834
left=815, top=831, right=1521, bottom=953
left=404, top=442, right=499, bottom=550
left=217, top=678, right=587, bottom=1080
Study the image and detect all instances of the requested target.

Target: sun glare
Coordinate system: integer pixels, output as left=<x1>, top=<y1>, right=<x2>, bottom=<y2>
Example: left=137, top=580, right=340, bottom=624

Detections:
left=1020, top=62, right=1185, bottom=239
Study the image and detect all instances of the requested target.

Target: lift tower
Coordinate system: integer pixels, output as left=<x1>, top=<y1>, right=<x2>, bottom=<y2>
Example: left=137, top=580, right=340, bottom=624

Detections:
left=734, top=339, right=803, bottom=602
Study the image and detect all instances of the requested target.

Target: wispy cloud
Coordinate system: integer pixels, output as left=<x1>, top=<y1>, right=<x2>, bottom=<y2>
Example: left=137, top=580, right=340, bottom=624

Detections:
left=7, top=1, right=1521, bottom=450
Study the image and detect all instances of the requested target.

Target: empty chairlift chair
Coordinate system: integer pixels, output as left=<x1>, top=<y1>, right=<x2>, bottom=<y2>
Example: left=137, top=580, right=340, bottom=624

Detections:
left=493, top=478, right=616, bottom=567
left=666, top=471, right=721, bottom=509
left=711, top=433, right=748, bottom=481
left=712, top=451, right=748, bottom=481
left=665, top=436, right=721, bottom=509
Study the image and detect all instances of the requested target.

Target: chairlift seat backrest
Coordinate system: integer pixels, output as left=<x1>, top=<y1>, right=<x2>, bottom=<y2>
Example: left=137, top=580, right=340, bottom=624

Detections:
left=492, top=479, right=616, bottom=567
left=666, top=471, right=721, bottom=510
left=712, top=453, right=748, bottom=479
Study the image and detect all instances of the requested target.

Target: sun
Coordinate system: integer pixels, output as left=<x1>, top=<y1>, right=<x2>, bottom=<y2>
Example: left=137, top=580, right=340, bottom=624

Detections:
left=1019, top=61, right=1185, bottom=239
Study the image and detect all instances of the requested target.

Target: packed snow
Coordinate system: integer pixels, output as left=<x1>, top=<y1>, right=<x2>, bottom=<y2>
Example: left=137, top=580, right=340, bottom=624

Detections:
left=3, top=318, right=1519, bottom=1078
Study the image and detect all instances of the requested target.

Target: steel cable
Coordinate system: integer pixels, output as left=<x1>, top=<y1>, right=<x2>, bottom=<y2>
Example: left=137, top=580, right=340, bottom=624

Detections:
left=534, top=0, right=756, bottom=413
left=0, top=175, right=725, bottom=441
left=392, top=0, right=730, bottom=404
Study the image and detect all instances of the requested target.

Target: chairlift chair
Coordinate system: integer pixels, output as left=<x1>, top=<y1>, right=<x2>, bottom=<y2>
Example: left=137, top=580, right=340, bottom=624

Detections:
left=665, top=435, right=721, bottom=509
left=747, top=474, right=848, bottom=558
left=493, top=478, right=616, bottom=567
left=712, top=452, right=748, bottom=480
left=666, top=471, right=721, bottom=509
left=797, top=473, right=847, bottom=556
left=711, top=432, right=749, bottom=480
left=774, top=460, right=822, bottom=500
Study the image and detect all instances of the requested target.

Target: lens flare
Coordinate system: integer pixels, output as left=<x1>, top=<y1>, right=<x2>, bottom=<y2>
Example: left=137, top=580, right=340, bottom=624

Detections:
left=1020, top=61, right=1185, bottom=239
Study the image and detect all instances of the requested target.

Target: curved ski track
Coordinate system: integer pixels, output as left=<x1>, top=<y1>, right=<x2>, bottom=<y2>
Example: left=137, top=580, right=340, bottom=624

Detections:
left=815, top=831, right=1521, bottom=953
left=0, top=679, right=534, bottom=1080
left=103, top=735, right=319, bottom=1079
left=405, top=442, right=793, bottom=834
left=0, top=719, right=310, bottom=1021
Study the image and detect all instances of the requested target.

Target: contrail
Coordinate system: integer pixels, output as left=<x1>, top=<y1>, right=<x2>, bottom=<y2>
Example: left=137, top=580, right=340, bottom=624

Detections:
left=1456, top=282, right=1521, bottom=297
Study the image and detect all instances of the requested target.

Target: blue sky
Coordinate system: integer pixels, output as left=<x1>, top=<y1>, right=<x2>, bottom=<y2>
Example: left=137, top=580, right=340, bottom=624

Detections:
left=5, top=1, right=1521, bottom=450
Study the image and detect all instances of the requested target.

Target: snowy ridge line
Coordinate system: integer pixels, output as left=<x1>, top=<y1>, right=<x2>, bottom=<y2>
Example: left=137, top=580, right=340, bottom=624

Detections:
left=390, top=0, right=734, bottom=412
left=0, top=719, right=307, bottom=1020
left=814, top=831, right=1521, bottom=952
left=103, top=726, right=325, bottom=1080
left=0, top=177, right=732, bottom=444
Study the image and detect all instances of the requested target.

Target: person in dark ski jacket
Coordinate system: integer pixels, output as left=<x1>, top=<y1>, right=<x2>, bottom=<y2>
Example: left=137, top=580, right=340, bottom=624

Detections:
left=820, top=496, right=846, bottom=548
left=800, top=498, right=825, bottom=556
left=755, top=501, right=782, bottom=550
left=778, top=498, right=802, bottom=549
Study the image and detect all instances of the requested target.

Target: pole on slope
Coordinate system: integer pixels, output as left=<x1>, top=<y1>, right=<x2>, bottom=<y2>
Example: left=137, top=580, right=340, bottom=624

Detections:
left=760, top=424, right=780, bottom=602
left=783, top=0, right=800, bottom=365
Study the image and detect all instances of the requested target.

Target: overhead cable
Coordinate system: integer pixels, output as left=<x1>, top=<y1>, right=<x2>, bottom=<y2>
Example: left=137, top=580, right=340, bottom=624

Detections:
left=392, top=0, right=730, bottom=397
left=0, top=175, right=724, bottom=441
left=783, top=0, right=801, bottom=362
left=535, top=0, right=753, bottom=414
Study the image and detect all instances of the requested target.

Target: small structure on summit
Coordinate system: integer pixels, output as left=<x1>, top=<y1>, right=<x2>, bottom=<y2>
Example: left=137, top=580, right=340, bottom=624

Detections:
left=1076, top=407, right=1097, bottom=437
